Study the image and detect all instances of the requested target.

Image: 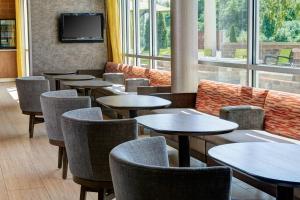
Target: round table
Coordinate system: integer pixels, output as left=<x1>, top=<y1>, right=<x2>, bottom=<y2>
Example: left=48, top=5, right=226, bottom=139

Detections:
left=96, top=95, right=171, bottom=118
left=62, top=79, right=113, bottom=96
left=53, top=74, right=95, bottom=90
left=208, top=142, right=300, bottom=200
left=135, top=114, right=238, bottom=167
left=43, top=71, right=77, bottom=91
left=42, top=71, right=76, bottom=76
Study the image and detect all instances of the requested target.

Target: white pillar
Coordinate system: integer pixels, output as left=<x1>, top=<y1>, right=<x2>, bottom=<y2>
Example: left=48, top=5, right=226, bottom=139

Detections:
left=171, top=0, right=198, bottom=93
left=204, top=0, right=217, bottom=56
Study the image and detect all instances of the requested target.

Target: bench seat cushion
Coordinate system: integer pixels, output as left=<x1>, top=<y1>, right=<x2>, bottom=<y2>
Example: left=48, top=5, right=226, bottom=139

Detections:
left=205, top=130, right=300, bottom=146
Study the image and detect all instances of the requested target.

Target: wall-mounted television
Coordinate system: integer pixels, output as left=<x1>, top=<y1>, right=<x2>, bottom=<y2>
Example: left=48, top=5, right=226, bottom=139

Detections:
left=60, top=13, right=104, bottom=43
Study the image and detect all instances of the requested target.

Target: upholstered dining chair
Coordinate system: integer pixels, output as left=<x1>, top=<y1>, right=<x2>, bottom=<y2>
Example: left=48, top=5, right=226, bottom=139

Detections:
left=16, top=76, right=50, bottom=138
left=61, top=107, right=138, bottom=200
left=110, top=137, right=232, bottom=200
left=40, top=90, right=91, bottom=179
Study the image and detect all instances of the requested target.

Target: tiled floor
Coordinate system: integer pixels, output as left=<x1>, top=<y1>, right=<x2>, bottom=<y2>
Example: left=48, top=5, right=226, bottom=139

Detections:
left=0, top=82, right=276, bottom=200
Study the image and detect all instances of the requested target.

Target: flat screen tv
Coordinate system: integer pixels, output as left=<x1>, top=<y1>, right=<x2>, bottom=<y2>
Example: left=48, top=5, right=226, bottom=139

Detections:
left=60, top=13, right=104, bottom=43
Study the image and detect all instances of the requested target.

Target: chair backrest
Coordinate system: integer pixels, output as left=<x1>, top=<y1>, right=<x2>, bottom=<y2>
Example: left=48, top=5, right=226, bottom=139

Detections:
left=103, top=73, right=125, bottom=85
left=16, top=76, right=50, bottom=113
left=40, top=90, right=91, bottom=142
left=125, top=78, right=150, bottom=92
left=61, top=107, right=138, bottom=182
left=110, top=137, right=232, bottom=200
left=278, top=48, right=292, bottom=65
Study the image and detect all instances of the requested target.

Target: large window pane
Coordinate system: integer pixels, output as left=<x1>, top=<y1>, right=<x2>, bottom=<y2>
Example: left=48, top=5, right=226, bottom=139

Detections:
left=156, top=60, right=171, bottom=71
left=128, top=0, right=135, bottom=54
left=198, top=64, right=248, bottom=85
left=139, top=0, right=151, bottom=55
left=198, top=0, right=248, bottom=63
left=257, top=71, right=300, bottom=93
left=258, top=0, right=300, bottom=67
left=156, top=0, right=171, bottom=57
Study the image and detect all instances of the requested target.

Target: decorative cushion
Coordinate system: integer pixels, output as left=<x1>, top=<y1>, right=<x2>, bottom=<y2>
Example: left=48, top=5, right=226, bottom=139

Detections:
left=149, top=69, right=171, bottom=86
left=105, top=62, right=122, bottom=73
left=123, top=66, right=149, bottom=79
left=195, top=80, right=240, bottom=116
left=238, top=86, right=269, bottom=108
left=264, top=91, right=300, bottom=140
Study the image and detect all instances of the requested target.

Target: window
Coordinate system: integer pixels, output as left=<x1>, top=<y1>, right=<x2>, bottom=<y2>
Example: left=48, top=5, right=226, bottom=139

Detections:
left=258, top=0, right=300, bottom=67
left=120, top=0, right=171, bottom=71
left=198, top=0, right=248, bottom=63
left=198, top=0, right=300, bottom=93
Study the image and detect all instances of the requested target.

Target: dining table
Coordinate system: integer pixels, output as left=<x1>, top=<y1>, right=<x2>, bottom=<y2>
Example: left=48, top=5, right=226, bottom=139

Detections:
left=208, top=142, right=300, bottom=200
left=53, top=74, right=95, bottom=90
left=96, top=95, right=172, bottom=118
left=62, top=79, right=113, bottom=96
left=136, top=113, right=238, bottom=167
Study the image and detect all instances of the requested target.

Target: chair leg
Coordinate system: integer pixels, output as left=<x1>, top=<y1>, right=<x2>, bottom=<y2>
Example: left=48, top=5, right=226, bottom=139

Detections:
left=62, top=148, right=68, bottom=179
left=80, top=186, right=87, bottom=200
left=58, top=147, right=63, bottom=169
left=29, top=115, right=35, bottom=138
left=98, top=189, right=104, bottom=200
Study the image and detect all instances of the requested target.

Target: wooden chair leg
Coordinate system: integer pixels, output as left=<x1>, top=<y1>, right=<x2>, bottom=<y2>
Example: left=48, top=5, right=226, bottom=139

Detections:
left=98, top=189, right=104, bottom=200
left=62, top=148, right=68, bottom=179
left=29, top=115, right=35, bottom=138
left=80, top=186, right=87, bottom=200
left=58, top=147, right=63, bottom=169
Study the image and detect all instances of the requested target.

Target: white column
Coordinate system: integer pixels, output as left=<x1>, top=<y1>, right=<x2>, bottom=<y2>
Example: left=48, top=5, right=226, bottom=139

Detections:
left=204, top=0, right=217, bottom=56
left=171, top=0, right=198, bottom=93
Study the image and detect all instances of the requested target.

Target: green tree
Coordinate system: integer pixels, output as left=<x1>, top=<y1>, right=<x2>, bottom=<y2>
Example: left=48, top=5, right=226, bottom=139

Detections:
left=143, top=16, right=150, bottom=51
left=229, top=26, right=237, bottom=42
left=157, top=12, right=168, bottom=53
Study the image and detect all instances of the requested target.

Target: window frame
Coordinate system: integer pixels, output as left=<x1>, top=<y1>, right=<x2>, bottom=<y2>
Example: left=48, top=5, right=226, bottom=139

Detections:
left=120, top=0, right=300, bottom=87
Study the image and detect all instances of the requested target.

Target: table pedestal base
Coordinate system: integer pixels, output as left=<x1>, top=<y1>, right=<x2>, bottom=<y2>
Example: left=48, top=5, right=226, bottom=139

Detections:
left=129, top=110, right=138, bottom=118
left=277, top=186, right=294, bottom=200
left=178, top=136, right=190, bottom=167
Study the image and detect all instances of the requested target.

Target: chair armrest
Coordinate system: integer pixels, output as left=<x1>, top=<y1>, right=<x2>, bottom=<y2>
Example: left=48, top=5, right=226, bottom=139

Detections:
left=137, top=86, right=171, bottom=95
left=150, top=93, right=197, bottom=108
left=220, top=105, right=265, bottom=130
left=125, top=78, right=150, bottom=92
left=103, top=73, right=125, bottom=85
left=76, top=69, right=105, bottom=78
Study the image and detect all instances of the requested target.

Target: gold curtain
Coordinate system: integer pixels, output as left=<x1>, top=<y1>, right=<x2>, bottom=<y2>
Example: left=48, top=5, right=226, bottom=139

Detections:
left=15, top=0, right=24, bottom=77
left=105, top=0, right=123, bottom=63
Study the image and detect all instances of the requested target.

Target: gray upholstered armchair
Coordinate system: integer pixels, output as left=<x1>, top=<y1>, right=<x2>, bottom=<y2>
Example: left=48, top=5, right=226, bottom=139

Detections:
left=61, top=107, right=138, bottom=200
left=16, top=76, right=50, bottom=138
left=110, top=136, right=232, bottom=200
left=102, top=73, right=125, bottom=85
left=40, top=90, right=91, bottom=179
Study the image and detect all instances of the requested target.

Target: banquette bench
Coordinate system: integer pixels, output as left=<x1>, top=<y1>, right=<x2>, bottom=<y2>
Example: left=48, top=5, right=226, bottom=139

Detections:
left=150, top=80, right=300, bottom=198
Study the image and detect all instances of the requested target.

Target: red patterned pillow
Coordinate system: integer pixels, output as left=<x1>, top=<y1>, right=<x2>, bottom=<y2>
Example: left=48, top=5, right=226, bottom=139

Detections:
left=125, top=66, right=150, bottom=79
left=264, top=91, right=300, bottom=140
left=239, top=86, right=269, bottom=108
left=149, top=70, right=171, bottom=86
left=195, top=80, right=240, bottom=116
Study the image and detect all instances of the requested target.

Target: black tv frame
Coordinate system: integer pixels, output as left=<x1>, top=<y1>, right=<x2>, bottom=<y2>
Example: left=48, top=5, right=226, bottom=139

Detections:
left=59, top=13, right=104, bottom=43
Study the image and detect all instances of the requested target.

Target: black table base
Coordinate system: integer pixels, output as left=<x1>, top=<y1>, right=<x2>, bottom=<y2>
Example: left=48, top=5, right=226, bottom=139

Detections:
left=277, top=186, right=294, bottom=200
left=129, top=110, right=138, bottom=118
left=178, top=135, right=190, bottom=167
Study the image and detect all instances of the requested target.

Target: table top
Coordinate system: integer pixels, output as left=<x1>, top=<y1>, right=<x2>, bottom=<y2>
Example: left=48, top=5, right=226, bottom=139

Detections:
left=53, top=74, right=95, bottom=81
left=208, top=142, right=300, bottom=187
left=135, top=114, right=238, bottom=136
left=43, top=71, right=76, bottom=75
left=62, top=79, right=113, bottom=89
left=96, top=95, right=171, bottom=110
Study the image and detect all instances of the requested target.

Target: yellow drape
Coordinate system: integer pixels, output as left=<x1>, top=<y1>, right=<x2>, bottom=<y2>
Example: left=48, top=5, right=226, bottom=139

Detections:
left=15, top=0, right=24, bottom=77
left=105, top=0, right=123, bottom=63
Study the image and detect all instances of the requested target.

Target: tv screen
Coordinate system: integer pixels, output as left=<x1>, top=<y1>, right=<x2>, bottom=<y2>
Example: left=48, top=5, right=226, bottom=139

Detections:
left=60, top=13, right=104, bottom=43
